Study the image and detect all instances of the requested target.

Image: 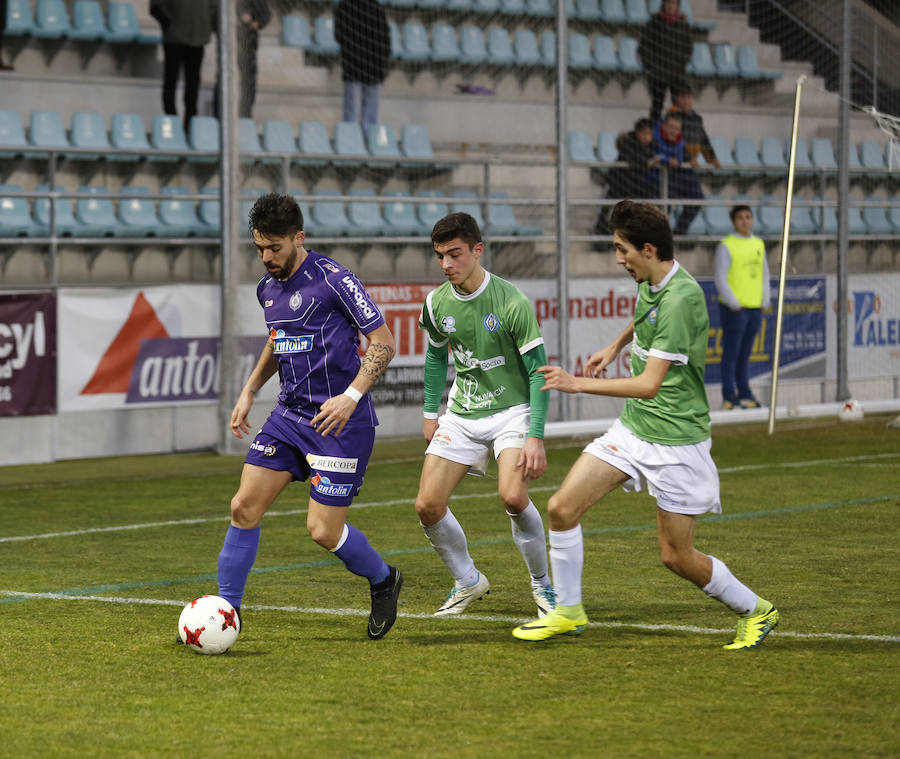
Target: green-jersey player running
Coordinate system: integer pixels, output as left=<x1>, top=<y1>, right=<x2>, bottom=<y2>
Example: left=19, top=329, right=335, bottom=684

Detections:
left=415, top=212, right=556, bottom=619
left=512, top=200, right=778, bottom=650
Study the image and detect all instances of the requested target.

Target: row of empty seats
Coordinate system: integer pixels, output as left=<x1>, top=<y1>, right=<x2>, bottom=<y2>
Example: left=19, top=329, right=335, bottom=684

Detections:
left=0, top=186, right=544, bottom=239
left=569, top=129, right=895, bottom=173
left=4, top=0, right=159, bottom=45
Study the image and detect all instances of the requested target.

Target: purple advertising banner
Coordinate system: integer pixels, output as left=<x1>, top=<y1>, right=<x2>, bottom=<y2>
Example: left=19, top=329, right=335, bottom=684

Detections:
left=0, top=292, right=57, bottom=417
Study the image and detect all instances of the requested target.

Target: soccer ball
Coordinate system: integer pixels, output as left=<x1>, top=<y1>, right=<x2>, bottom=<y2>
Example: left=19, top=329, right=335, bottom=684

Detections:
left=838, top=399, right=864, bottom=423
left=178, top=595, right=240, bottom=655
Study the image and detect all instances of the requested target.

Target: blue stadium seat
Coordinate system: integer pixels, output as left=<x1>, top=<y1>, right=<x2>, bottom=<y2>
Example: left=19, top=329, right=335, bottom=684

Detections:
left=347, top=188, right=387, bottom=236
left=625, top=0, right=650, bottom=24
left=500, top=0, right=526, bottom=12
left=736, top=45, right=780, bottom=80
left=487, top=28, right=516, bottom=66
left=459, top=26, right=488, bottom=65
left=401, top=21, right=430, bottom=62
left=104, top=1, right=139, bottom=43
left=789, top=200, right=817, bottom=235
left=367, top=123, right=401, bottom=164
left=713, top=44, right=739, bottom=78
left=862, top=197, right=893, bottom=235
left=859, top=141, right=887, bottom=170
left=568, top=33, right=592, bottom=69
left=431, top=24, right=460, bottom=63
left=686, top=42, right=716, bottom=77
left=446, top=0, right=474, bottom=11
left=0, top=185, right=39, bottom=237
left=685, top=207, right=708, bottom=236
left=109, top=112, right=149, bottom=161
left=756, top=196, right=783, bottom=236
left=188, top=115, right=219, bottom=162
left=69, top=111, right=110, bottom=161
left=888, top=195, right=900, bottom=232
left=383, top=191, right=425, bottom=236
left=513, top=29, right=541, bottom=67
left=388, top=21, right=404, bottom=59
left=733, top=136, right=762, bottom=172
left=296, top=120, right=332, bottom=164
left=451, top=190, right=486, bottom=229
left=617, top=37, right=641, bottom=73
left=27, top=109, right=69, bottom=158
left=69, top=0, right=106, bottom=41
left=568, top=130, right=596, bottom=162
left=813, top=198, right=837, bottom=235
left=334, top=121, right=369, bottom=164
left=400, top=123, right=437, bottom=167
left=790, top=138, right=813, bottom=172
left=198, top=187, right=221, bottom=232
left=76, top=185, right=124, bottom=236
left=281, top=14, right=311, bottom=49
left=526, top=0, right=554, bottom=17
left=0, top=110, right=28, bottom=158
left=592, top=35, right=618, bottom=72
left=487, top=191, right=543, bottom=236
left=811, top=137, right=838, bottom=171
left=539, top=31, right=556, bottom=66
left=311, top=188, right=350, bottom=237
left=702, top=197, right=733, bottom=236
left=708, top=136, right=735, bottom=169
left=759, top=137, right=786, bottom=173
left=596, top=131, right=618, bottom=163
left=264, top=119, right=299, bottom=159
left=5, top=0, right=34, bottom=36
left=386, top=0, right=417, bottom=9
left=576, top=0, right=603, bottom=21
left=32, top=0, right=70, bottom=38
left=33, top=184, right=79, bottom=235
left=149, top=115, right=189, bottom=162
left=601, top=0, right=627, bottom=23
left=311, top=16, right=339, bottom=56
left=117, top=186, right=163, bottom=237
left=416, top=190, right=449, bottom=231
left=238, top=118, right=266, bottom=163
left=159, top=186, right=205, bottom=236
left=848, top=204, right=868, bottom=234
left=846, top=141, right=862, bottom=170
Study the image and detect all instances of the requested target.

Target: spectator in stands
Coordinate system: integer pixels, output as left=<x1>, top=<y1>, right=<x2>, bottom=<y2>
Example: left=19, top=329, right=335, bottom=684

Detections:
left=0, top=0, right=11, bottom=71
left=152, top=0, right=218, bottom=129
left=214, top=1, right=272, bottom=119
left=638, top=0, right=693, bottom=123
left=651, top=112, right=704, bottom=235
left=715, top=205, right=771, bottom=410
left=334, top=0, right=391, bottom=133
left=668, top=83, right=721, bottom=168
left=593, top=118, right=660, bottom=238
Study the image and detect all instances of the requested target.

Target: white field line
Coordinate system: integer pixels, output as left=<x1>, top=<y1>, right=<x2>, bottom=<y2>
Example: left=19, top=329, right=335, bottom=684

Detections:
left=2, top=452, right=898, bottom=545
left=1, top=590, right=897, bottom=644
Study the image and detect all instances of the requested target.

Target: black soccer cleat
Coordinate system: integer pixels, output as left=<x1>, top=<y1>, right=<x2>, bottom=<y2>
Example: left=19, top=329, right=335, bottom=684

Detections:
left=368, top=566, right=402, bottom=640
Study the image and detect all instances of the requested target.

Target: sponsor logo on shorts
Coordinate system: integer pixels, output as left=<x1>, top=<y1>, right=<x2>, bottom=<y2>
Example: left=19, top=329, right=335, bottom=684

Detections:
left=441, top=316, right=456, bottom=333
left=289, top=291, right=302, bottom=311
left=483, top=313, right=500, bottom=332
left=497, top=431, right=525, bottom=445
left=431, top=430, right=452, bottom=447
left=270, top=328, right=314, bottom=354
left=306, top=454, right=359, bottom=473
left=311, top=474, right=353, bottom=498
left=250, top=440, right=277, bottom=456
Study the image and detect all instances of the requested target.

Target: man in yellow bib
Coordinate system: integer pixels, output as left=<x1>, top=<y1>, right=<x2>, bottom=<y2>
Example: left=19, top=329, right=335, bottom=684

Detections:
left=715, top=205, right=771, bottom=409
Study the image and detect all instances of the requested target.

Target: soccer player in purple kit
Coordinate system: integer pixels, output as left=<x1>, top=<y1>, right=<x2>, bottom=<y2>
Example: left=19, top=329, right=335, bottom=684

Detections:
left=216, top=192, right=401, bottom=640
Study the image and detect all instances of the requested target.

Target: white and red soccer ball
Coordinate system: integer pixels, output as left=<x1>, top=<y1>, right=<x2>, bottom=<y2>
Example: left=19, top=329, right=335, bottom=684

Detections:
left=178, top=595, right=240, bottom=654
left=838, top=399, right=864, bottom=423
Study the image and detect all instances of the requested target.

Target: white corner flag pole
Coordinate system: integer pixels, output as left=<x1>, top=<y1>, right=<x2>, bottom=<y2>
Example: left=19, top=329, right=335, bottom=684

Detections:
left=768, top=75, right=806, bottom=436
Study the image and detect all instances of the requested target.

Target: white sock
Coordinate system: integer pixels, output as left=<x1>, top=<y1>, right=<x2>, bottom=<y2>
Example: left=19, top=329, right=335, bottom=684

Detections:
left=508, top=502, right=550, bottom=588
left=549, top=525, right=584, bottom=607
left=421, top=509, right=479, bottom=588
left=702, top=556, right=758, bottom=615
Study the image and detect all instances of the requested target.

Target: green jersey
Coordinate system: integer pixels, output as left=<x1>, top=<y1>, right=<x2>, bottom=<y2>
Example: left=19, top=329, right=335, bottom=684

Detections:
left=419, top=272, right=544, bottom=418
left=620, top=262, right=711, bottom=445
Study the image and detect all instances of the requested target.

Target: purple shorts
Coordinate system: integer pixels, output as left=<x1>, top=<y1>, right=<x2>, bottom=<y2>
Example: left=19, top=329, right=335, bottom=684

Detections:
left=244, top=404, right=375, bottom=507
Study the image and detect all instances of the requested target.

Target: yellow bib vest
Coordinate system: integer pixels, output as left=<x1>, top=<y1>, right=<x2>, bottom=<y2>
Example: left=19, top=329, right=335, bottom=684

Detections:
left=721, top=234, right=766, bottom=308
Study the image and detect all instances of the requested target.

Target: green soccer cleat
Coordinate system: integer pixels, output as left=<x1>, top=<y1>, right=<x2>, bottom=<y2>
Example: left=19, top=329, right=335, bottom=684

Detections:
left=723, top=600, right=779, bottom=650
left=512, top=607, right=588, bottom=641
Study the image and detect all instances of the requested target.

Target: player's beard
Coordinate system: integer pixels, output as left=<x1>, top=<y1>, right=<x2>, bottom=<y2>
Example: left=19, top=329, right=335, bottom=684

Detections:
left=269, top=244, right=299, bottom=280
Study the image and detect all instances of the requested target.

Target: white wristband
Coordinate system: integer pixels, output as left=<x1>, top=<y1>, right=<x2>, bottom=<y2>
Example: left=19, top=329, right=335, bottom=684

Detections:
left=342, top=386, right=363, bottom=403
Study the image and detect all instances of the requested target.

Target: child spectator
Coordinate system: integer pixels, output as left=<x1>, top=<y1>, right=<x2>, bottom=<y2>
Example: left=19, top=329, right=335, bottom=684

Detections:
left=668, top=83, right=722, bottom=168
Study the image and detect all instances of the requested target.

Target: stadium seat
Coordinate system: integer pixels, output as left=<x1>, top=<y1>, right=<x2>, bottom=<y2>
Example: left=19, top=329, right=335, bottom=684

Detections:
left=539, top=31, right=556, bottom=66
left=446, top=0, right=474, bottom=11
left=367, top=123, right=401, bottom=165
left=862, top=197, right=893, bottom=235
left=264, top=119, right=299, bottom=159
left=513, top=30, right=541, bottom=67
left=431, top=24, right=460, bottom=63
left=281, top=14, right=311, bottom=49
left=311, top=188, right=350, bottom=237
left=459, top=26, right=488, bottom=65
left=624, top=0, right=650, bottom=24
left=848, top=204, right=868, bottom=234
left=33, top=184, right=79, bottom=235
left=109, top=112, right=150, bottom=161
left=198, top=187, right=221, bottom=232
left=846, top=141, right=862, bottom=170
left=790, top=138, right=814, bottom=172
left=149, top=115, right=189, bottom=161
left=0, top=185, right=39, bottom=237
left=813, top=198, right=837, bottom=235
left=789, top=200, right=817, bottom=235
left=0, top=110, right=28, bottom=158
left=888, top=195, right=900, bottom=232
left=386, top=0, right=417, bottom=9
left=759, top=137, right=786, bottom=173
left=811, top=137, right=838, bottom=171
left=401, top=21, right=430, bottom=62
left=310, top=16, right=339, bottom=56
left=592, top=35, right=618, bottom=72
left=117, top=186, right=162, bottom=237
left=756, top=196, right=783, bottom=236
left=487, top=28, right=516, bottom=66
left=69, top=0, right=106, bottom=41
left=526, top=0, right=554, bottom=17
left=296, top=120, right=332, bottom=164
left=400, top=123, right=436, bottom=166
left=159, top=186, right=205, bottom=237
left=69, top=111, right=111, bottom=161
left=708, top=136, right=735, bottom=169
left=736, top=45, right=780, bottom=80
left=104, top=1, right=139, bottom=43
left=733, top=136, right=762, bottom=172
left=617, top=37, right=641, bottom=73
left=388, top=21, right=404, bottom=59
left=713, top=44, right=739, bottom=78
left=382, top=190, right=424, bottom=236
left=187, top=115, right=220, bottom=162
left=596, top=131, right=618, bottom=163
left=568, top=33, right=593, bottom=69
left=859, top=141, right=887, bottom=170
left=576, top=0, right=603, bottom=21
left=237, top=118, right=266, bottom=163
left=601, top=0, right=627, bottom=24
left=5, top=0, right=34, bottom=36
left=487, top=191, right=542, bottom=236
left=568, top=130, right=596, bottom=162
left=419, top=0, right=446, bottom=8
left=686, top=42, right=716, bottom=78
left=475, top=0, right=501, bottom=13
left=32, top=0, right=70, bottom=39
left=500, top=0, right=527, bottom=13
left=416, top=190, right=449, bottom=231
left=685, top=207, right=708, bottom=236
left=75, top=185, right=124, bottom=237
left=347, top=188, right=387, bottom=237
left=701, top=197, right=733, bottom=236
left=334, top=121, right=369, bottom=164
left=451, top=190, right=487, bottom=229
left=27, top=109, right=69, bottom=158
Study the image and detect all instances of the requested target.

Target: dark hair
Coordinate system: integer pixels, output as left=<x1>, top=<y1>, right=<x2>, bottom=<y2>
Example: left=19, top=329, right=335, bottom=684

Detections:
left=248, top=192, right=304, bottom=239
left=663, top=111, right=682, bottom=123
left=431, top=211, right=482, bottom=248
left=673, top=81, right=693, bottom=97
left=633, top=117, right=653, bottom=133
left=608, top=200, right=674, bottom=261
left=729, top=204, right=753, bottom=222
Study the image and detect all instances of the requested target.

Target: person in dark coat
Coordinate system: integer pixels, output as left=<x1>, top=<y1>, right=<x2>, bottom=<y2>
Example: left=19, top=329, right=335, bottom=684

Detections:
left=668, top=82, right=721, bottom=168
left=0, top=0, right=13, bottom=71
left=334, top=0, right=391, bottom=133
left=638, top=0, right=693, bottom=123
left=214, top=0, right=272, bottom=119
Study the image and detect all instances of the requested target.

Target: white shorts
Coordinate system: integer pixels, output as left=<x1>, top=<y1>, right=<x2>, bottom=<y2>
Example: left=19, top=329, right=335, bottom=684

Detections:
left=584, top=419, right=722, bottom=515
left=425, top=404, right=530, bottom=476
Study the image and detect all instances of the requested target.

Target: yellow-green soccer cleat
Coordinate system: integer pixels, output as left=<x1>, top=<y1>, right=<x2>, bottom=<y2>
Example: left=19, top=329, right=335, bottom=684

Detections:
left=512, top=607, right=588, bottom=641
left=723, top=600, right=779, bottom=650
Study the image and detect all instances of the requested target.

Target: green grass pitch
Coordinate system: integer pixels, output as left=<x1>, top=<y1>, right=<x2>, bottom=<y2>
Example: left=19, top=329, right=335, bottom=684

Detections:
left=1, top=416, right=898, bottom=758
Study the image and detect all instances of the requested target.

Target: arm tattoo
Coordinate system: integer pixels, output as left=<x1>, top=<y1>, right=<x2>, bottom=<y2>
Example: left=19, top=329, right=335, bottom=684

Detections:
left=361, top=342, right=394, bottom=381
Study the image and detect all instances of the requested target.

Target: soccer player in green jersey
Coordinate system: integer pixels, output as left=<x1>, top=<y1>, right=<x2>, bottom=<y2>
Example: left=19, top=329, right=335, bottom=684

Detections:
left=512, top=200, right=779, bottom=650
left=415, top=212, right=556, bottom=618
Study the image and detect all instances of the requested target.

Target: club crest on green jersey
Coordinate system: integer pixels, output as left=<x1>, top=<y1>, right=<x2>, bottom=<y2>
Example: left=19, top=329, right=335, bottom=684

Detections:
left=483, top=313, right=500, bottom=332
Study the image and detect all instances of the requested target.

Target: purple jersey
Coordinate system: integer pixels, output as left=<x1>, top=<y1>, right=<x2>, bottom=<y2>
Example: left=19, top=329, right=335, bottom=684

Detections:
left=257, top=250, right=385, bottom=427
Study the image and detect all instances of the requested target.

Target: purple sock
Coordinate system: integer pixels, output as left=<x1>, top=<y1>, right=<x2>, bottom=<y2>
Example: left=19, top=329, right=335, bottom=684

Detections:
left=332, top=524, right=390, bottom=585
left=217, top=524, right=261, bottom=608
